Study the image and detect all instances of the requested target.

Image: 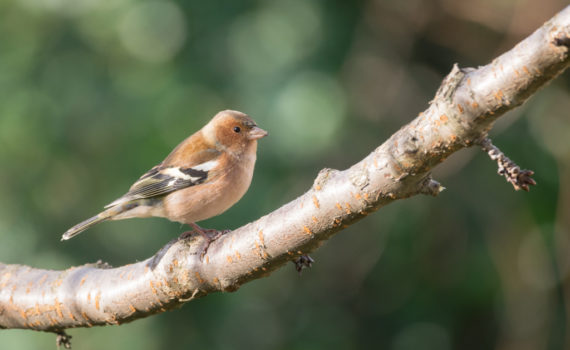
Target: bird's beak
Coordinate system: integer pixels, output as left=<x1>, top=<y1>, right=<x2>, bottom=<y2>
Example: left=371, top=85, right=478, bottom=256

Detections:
left=248, top=126, right=268, bottom=140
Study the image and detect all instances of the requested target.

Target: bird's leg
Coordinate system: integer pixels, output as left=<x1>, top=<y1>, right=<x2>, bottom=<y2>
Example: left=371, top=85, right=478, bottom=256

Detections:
left=179, top=223, right=229, bottom=259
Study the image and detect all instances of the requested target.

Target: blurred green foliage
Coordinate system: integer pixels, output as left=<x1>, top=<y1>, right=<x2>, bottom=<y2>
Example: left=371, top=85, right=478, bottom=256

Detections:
left=1, top=0, right=570, bottom=349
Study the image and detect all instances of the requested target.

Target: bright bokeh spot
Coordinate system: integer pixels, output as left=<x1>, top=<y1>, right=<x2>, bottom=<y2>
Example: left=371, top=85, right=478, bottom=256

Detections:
left=229, top=0, right=322, bottom=75
left=118, top=1, right=186, bottom=63
left=529, top=87, right=570, bottom=159
left=270, top=71, right=346, bottom=158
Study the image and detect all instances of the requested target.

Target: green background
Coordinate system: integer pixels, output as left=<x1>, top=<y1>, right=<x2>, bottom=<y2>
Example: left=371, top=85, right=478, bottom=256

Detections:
left=1, top=0, right=570, bottom=349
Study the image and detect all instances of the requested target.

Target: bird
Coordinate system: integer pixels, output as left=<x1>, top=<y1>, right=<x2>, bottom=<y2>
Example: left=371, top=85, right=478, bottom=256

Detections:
left=62, top=110, right=268, bottom=251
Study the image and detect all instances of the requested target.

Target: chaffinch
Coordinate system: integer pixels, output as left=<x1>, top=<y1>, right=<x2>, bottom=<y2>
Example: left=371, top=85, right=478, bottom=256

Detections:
left=62, top=110, right=268, bottom=246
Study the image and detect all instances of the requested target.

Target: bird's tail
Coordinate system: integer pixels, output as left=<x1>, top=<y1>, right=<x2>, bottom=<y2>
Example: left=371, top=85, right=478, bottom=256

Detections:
left=61, top=204, right=133, bottom=241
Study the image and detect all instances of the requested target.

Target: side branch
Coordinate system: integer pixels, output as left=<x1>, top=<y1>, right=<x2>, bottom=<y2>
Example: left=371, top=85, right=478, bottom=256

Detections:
left=1, top=5, right=569, bottom=333
left=477, top=137, right=536, bottom=191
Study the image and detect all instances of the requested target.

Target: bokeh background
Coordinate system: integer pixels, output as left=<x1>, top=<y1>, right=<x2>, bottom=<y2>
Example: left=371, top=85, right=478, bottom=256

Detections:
left=1, top=0, right=569, bottom=349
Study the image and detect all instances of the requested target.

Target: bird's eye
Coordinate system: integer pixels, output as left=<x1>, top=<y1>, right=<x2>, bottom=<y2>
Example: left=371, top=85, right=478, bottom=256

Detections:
left=233, top=126, right=241, bottom=133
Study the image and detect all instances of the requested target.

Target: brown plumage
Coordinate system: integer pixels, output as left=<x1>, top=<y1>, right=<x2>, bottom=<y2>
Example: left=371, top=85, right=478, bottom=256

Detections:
left=62, top=110, right=268, bottom=241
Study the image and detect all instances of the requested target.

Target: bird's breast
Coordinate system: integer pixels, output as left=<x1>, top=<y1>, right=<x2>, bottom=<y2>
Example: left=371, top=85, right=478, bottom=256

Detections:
left=162, top=156, right=256, bottom=225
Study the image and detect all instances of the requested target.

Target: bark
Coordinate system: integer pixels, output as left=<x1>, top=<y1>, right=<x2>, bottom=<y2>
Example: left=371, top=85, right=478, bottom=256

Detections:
left=1, top=5, right=569, bottom=334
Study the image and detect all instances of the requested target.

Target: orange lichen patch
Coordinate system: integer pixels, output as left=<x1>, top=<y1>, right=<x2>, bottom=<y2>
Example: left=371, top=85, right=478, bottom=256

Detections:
left=471, top=102, right=479, bottom=108
left=303, top=225, right=312, bottom=235
left=119, top=271, right=126, bottom=279
left=314, top=184, right=321, bottom=191
left=450, top=135, right=458, bottom=142
left=345, top=202, right=352, bottom=212
left=354, top=193, right=362, bottom=200
left=333, top=218, right=341, bottom=227
left=55, top=298, right=63, bottom=319
left=149, top=281, right=158, bottom=295
left=87, top=293, right=91, bottom=303
left=213, top=277, right=220, bottom=286
left=364, top=193, right=370, bottom=200
left=523, top=65, right=530, bottom=75
left=81, top=311, right=89, bottom=321
left=107, top=314, right=118, bottom=325
left=95, top=293, right=101, bottom=311
left=439, top=114, right=448, bottom=123
left=53, top=279, right=63, bottom=288
left=373, top=157, right=378, bottom=168
left=226, top=255, right=233, bottom=263
left=262, top=251, right=269, bottom=259
left=172, top=259, right=179, bottom=267
left=35, top=303, right=41, bottom=316
left=205, top=256, right=210, bottom=264
left=195, top=271, right=204, bottom=284
left=335, top=203, right=342, bottom=211
left=467, top=78, right=471, bottom=85
left=18, top=308, right=27, bottom=320
left=259, top=230, right=265, bottom=246
left=312, top=216, right=318, bottom=223
left=26, top=287, right=30, bottom=294
left=513, top=68, right=520, bottom=77
left=299, top=202, right=304, bottom=209
left=80, top=277, right=86, bottom=286
left=235, top=251, right=241, bottom=260
left=144, top=266, right=149, bottom=273
left=38, top=275, right=47, bottom=286
left=312, top=195, right=320, bottom=209
left=494, top=90, right=504, bottom=101
left=457, top=104, right=464, bottom=113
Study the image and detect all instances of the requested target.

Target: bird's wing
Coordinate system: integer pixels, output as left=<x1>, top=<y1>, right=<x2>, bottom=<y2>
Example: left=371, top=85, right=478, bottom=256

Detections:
left=104, top=153, right=220, bottom=208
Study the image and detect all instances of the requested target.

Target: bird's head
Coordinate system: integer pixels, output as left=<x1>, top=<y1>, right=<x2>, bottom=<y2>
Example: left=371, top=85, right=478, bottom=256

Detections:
left=203, top=110, right=268, bottom=156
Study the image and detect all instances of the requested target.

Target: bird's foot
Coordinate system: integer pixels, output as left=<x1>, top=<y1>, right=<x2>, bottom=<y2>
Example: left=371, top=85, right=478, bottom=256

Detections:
left=179, top=223, right=230, bottom=260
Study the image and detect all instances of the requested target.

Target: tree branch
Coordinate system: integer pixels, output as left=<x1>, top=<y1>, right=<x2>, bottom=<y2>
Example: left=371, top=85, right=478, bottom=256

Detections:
left=1, top=5, right=569, bottom=336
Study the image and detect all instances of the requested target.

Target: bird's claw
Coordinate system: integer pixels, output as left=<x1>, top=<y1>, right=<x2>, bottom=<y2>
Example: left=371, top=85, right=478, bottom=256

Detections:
left=180, top=224, right=230, bottom=260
